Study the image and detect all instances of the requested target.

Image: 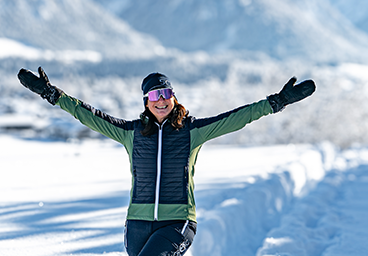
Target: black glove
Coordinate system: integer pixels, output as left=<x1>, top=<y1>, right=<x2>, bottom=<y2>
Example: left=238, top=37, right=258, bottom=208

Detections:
left=17, top=67, right=63, bottom=105
left=267, top=77, right=316, bottom=113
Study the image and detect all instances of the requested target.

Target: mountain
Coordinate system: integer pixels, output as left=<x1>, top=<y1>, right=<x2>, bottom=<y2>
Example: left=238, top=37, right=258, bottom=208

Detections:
left=2, top=0, right=368, bottom=148
left=2, top=0, right=368, bottom=75
left=0, top=0, right=237, bottom=81
left=92, top=0, right=368, bottom=63
left=0, top=0, right=162, bottom=60
left=332, top=0, right=368, bottom=33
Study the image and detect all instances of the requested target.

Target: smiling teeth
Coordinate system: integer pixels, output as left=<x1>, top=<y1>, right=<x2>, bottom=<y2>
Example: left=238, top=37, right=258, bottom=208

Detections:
left=156, top=106, right=167, bottom=109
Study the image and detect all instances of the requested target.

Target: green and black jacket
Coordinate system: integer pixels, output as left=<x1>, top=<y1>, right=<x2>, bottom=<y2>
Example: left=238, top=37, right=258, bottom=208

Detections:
left=56, top=93, right=273, bottom=222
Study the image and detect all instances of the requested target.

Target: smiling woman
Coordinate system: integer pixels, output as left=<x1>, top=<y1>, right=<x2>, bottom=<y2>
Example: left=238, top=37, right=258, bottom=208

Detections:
left=143, top=74, right=176, bottom=124
left=17, top=67, right=315, bottom=256
left=140, top=73, right=189, bottom=136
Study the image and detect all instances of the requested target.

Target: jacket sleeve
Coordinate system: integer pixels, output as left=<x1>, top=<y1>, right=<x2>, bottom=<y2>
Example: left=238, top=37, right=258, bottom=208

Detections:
left=189, top=99, right=273, bottom=148
left=55, top=93, right=133, bottom=146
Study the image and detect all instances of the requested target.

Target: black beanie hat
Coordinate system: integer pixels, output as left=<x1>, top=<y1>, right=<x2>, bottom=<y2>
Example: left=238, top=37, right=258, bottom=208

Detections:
left=141, top=72, right=172, bottom=95
left=141, top=72, right=174, bottom=106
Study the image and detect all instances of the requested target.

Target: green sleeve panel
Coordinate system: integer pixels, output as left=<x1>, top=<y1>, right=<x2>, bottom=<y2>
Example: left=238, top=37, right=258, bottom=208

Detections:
left=56, top=93, right=134, bottom=147
left=190, top=99, right=273, bottom=149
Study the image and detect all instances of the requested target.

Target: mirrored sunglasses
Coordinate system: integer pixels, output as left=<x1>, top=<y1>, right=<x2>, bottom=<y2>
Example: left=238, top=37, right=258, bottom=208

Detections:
left=144, top=88, right=174, bottom=101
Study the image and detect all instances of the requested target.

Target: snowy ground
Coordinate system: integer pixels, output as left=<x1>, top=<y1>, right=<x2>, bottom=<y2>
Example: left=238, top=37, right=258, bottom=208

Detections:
left=1, top=135, right=368, bottom=256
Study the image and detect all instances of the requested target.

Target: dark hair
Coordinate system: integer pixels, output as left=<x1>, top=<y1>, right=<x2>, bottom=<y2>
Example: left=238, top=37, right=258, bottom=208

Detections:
left=141, top=98, right=189, bottom=136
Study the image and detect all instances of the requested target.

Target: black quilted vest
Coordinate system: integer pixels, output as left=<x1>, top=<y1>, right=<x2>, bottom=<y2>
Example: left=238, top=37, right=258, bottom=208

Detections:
left=131, top=119, right=190, bottom=205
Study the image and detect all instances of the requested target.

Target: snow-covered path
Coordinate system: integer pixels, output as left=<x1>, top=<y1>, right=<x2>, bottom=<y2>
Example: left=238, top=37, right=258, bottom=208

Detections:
left=318, top=167, right=368, bottom=255
left=257, top=166, right=368, bottom=256
left=1, top=136, right=368, bottom=256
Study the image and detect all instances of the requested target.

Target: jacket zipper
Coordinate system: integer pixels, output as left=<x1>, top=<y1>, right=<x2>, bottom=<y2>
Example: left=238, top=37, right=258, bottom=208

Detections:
left=154, top=120, right=167, bottom=220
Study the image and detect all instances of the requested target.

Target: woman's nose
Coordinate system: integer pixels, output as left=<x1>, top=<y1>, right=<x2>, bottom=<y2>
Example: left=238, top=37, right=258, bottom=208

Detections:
left=158, top=95, right=165, bottom=101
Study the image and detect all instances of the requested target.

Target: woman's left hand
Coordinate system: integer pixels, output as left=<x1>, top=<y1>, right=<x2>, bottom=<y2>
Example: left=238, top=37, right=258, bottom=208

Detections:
left=267, top=77, right=316, bottom=113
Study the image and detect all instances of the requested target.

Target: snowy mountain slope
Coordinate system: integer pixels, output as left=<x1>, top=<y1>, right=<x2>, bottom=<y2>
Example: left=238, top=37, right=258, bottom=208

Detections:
left=0, top=37, right=102, bottom=63
left=92, top=0, right=368, bottom=63
left=0, top=0, right=238, bottom=82
left=332, top=0, right=368, bottom=33
left=0, top=0, right=163, bottom=60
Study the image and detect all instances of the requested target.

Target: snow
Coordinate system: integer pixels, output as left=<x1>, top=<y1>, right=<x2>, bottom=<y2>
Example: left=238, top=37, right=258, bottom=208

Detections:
left=2, top=0, right=368, bottom=255
left=1, top=134, right=368, bottom=256
left=0, top=38, right=102, bottom=63
left=92, top=0, right=368, bottom=63
left=0, top=0, right=162, bottom=60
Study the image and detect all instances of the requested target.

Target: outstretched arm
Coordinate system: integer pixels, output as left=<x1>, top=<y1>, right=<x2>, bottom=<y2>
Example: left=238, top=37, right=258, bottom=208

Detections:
left=190, top=77, right=316, bottom=147
left=267, top=77, right=316, bottom=113
left=17, top=67, right=133, bottom=145
left=18, top=67, right=63, bottom=105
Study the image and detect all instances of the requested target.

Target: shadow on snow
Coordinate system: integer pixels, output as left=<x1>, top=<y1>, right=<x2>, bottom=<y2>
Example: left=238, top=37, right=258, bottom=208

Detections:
left=0, top=190, right=130, bottom=254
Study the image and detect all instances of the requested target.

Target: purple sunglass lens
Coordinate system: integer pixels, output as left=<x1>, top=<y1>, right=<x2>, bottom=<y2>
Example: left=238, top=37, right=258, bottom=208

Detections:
left=148, top=89, right=173, bottom=101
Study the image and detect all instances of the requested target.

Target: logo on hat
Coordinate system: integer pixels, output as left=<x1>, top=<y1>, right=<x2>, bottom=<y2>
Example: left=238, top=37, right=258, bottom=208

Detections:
left=159, top=78, right=171, bottom=87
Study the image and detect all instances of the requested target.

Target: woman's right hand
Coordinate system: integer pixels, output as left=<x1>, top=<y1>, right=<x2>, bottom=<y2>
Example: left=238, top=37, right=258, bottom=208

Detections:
left=17, top=67, right=63, bottom=105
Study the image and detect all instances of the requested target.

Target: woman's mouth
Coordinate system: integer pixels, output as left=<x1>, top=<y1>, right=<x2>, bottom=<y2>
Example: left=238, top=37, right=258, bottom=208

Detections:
left=155, top=105, right=168, bottom=109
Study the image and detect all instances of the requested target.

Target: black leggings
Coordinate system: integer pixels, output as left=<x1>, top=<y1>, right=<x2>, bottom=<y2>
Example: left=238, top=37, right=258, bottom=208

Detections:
left=124, top=219, right=197, bottom=256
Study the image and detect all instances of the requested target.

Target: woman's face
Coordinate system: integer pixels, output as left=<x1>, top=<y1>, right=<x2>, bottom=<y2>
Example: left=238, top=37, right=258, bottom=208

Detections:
left=147, top=96, right=175, bottom=124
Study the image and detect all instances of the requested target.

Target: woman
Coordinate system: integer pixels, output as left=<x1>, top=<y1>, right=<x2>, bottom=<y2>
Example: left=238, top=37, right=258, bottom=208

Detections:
left=17, top=67, right=315, bottom=256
